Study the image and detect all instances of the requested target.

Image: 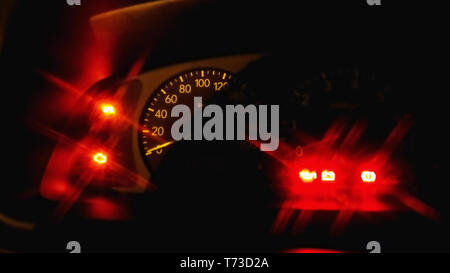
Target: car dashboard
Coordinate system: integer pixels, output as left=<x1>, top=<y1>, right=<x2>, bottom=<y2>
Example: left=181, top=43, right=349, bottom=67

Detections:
left=0, top=0, right=448, bottom=253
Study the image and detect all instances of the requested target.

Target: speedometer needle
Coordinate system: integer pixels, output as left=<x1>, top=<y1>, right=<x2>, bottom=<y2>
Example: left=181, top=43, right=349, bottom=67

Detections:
left=145, top=141, right=175, bottom=156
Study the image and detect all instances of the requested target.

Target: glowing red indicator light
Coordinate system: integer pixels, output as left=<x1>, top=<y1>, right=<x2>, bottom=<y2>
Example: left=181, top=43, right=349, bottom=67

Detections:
left=93, top=152, right=108, bottom=165
left=361, top=171, right=376, bottom=183
left=101, top=104, right=116, bottom=115
left=321, top=170, right=336, bottom=182
left=299, top=169, right=317, bottom=183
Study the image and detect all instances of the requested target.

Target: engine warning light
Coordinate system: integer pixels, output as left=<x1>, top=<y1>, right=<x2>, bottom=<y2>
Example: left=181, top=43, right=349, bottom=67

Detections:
left=361, top=171, right=376, bottom=183
left=321, top=170, right=336, bottom=182
left=299, top=169, right=317, bottom=183
left=93, top=152, right=108, bottom=165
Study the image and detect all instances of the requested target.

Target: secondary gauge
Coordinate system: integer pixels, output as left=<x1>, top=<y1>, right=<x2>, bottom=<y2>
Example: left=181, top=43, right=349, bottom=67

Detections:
left=138, top=68, right=234, bottom=172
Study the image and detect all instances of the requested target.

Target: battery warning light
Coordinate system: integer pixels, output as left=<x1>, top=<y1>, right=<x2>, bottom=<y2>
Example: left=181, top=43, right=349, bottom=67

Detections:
left=361, top=171, right=376, bottom=183
left=321, top=170, right=336, bottom=182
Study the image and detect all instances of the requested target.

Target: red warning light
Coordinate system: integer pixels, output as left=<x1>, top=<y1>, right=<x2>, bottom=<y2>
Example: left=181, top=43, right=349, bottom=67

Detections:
left=361, top=171, right=376, bottom=183
left=321, top=170, right=336, bottom=182
left=101, top=104, right=116, bottom=115
left=299, top=169, right=317, bottom=183
left=92, top=152, right=108, bottom=165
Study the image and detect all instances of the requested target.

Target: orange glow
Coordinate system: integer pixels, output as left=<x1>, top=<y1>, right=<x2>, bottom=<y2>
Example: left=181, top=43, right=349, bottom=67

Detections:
left=361, top=171, right=376, bottom=183
left=321, top=170, right=336, bottom=182
left=299, top=169, right=317, bottom=183
left=93, top=152, right=108, bottom=165
left=101, top=104, right=116, bottom=115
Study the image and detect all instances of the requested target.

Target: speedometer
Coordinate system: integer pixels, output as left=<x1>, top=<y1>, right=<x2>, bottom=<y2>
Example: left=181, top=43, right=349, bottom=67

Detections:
left=138, top=68, right=234, bottom=172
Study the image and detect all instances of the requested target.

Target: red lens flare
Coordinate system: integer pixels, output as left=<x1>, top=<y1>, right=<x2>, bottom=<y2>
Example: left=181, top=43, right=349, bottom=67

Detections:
left=264, top=117, right=440, bottom=235
left=286, top=248, right=347, bottom=253
left=82, top=197, right=130, bottom=221
left=32, top=2, right=162, bottom=222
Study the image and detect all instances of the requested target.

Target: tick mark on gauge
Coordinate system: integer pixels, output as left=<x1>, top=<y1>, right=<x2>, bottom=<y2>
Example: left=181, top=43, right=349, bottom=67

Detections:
left=161, top=89, right=166, bottom=94
left=148, top=108, right=154, bottom=112
left=179, top=76, right=184, bottom=82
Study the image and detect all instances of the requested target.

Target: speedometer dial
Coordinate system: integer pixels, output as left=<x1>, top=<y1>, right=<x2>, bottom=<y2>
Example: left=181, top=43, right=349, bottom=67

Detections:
left=138, top=68, right=234, bottom=172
